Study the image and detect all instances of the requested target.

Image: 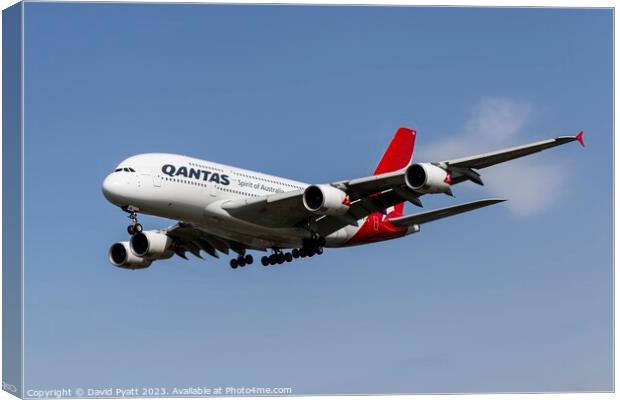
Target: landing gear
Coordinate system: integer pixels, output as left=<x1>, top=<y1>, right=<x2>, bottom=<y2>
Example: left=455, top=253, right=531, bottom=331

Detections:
left=261, top=249, right=290, bottom=266
left=127, top=223, right=143, bottom=235
left=299, top=237, right=324, bottom=258
left=261, top=238, right=325, bottom=267
left=230, top=254, right=253, bottom=269
left=125, top=207, right=143, bottom=235
left=232, top=236, right=327, bottom=269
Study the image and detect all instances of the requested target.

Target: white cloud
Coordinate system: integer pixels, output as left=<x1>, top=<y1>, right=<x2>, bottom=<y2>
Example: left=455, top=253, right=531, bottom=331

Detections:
left=416, top=97, right=565, bottom=217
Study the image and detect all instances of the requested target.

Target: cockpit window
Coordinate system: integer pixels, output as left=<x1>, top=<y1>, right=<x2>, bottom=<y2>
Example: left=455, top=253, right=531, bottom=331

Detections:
left=114, top=168, right=122, bottom=172
left=114, top=167, right=136, bottom=172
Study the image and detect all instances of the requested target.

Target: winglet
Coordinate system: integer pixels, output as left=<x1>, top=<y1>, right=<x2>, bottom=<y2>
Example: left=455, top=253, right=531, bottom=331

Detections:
left=575, top=131, right=585, bottom=147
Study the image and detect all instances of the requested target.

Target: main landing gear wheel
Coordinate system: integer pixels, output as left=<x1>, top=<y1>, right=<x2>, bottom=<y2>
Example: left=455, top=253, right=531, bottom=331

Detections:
left=262, top=249, right=297, bottom=266
left=230, top=254, right=253, bottom=269
left=301, top=236, right=325, bottom=258
left=261, top=239, right=325, bottom=267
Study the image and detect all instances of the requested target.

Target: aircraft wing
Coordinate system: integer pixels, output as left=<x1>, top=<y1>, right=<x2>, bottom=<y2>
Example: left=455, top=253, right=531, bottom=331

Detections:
left=441, top=132, right=584, bottom=185
left=221, top=184, right=421, bottom=233
left=221, top=189, right=312, bottom=228
left=164, top=223, right=266, bottom=260
left=338, top=131, right=585, bottom=189
left=220, top=131, right=583, bottom=235
left=445, top=132, right=584, bottom=170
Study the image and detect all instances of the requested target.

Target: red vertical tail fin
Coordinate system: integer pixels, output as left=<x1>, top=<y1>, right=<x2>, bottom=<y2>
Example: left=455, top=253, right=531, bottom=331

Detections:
left=373, top=127, right=416, bottom=175
left=373, top=127, right=416, bottom=217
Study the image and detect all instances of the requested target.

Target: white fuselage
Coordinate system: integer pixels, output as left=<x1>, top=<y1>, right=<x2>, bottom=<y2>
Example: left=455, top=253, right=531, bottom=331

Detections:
left=102, top=153, right=363, bottom=250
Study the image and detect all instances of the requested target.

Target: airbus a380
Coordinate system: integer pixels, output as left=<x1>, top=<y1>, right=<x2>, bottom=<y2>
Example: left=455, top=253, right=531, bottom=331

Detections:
left=102, top=127, right=584, bottom=270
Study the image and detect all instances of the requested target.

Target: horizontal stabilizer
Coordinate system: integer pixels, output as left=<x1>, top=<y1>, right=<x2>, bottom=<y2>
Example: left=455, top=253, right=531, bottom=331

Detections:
left=389, top=198, right=506, bottom=227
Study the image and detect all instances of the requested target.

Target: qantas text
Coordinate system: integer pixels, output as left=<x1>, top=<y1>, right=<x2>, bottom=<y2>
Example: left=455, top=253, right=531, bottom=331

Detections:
left=161, top=164, right=230, bottom=185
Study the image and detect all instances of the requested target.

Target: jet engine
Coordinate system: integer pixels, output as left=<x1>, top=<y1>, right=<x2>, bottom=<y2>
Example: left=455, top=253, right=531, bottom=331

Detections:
left=108, top=241, right=152, bottom=269
left=130, top=231, right=175, bottom=260
left=405, top=163, right=452, bottom=195
left=302, top=184, right=350, bottom=216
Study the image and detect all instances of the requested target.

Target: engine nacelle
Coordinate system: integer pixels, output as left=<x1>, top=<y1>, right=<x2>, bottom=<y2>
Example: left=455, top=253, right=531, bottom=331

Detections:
left=405, top=163, right=452, bottom=194
left=108, top=241, right=152, bottom=269
left=302, top=184, right=350, bottom=216
left=130, top=231, right=175, bottom=260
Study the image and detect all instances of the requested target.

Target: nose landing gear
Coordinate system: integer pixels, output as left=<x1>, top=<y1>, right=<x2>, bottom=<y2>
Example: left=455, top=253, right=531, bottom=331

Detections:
left=124, top=207, right=143, bottom=235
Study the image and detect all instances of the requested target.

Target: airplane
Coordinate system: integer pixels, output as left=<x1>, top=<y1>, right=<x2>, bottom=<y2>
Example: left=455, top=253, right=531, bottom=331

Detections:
left=102, top=127, right=585, bottom=270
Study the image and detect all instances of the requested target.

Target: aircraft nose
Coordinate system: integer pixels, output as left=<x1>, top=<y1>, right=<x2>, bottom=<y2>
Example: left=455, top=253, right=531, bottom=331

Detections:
left=102, top=173, right=127, bottom=205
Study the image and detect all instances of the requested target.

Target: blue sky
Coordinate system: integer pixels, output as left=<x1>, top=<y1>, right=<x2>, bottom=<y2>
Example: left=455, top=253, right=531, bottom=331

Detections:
left=22, top=3, right=612, bottom=394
